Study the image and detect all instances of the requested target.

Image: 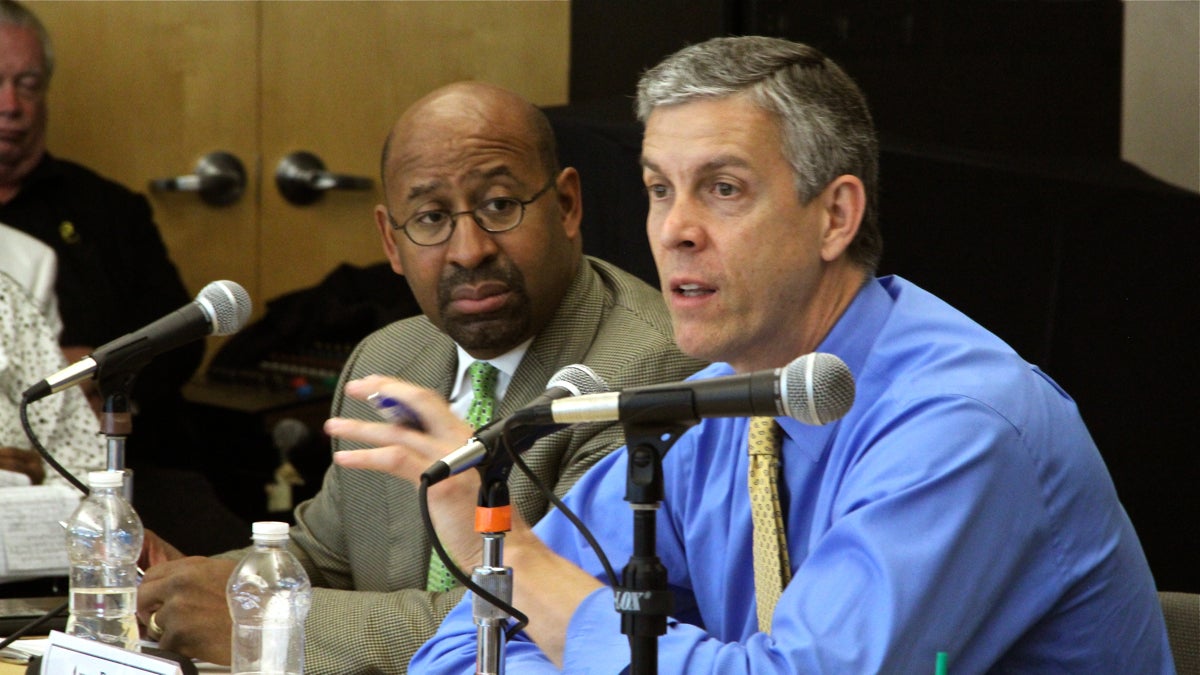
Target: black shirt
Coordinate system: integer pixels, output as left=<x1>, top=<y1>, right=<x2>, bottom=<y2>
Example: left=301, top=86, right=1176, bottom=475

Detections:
left=0, top=152, right=203, bottom=467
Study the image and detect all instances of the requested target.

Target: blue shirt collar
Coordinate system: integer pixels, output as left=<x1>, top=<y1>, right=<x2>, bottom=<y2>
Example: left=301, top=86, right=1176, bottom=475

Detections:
left=778, top=276, right=891, bottom=462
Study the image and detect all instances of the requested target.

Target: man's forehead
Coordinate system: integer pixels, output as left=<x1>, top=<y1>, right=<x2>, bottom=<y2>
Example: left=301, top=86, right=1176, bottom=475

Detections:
left=641, top=130, right=761, bottom=176
left=0, top=26, right=45, bottom=68
left=642, top=99, right=779, bottom=172
left=398, top=164, right=522, bottom=201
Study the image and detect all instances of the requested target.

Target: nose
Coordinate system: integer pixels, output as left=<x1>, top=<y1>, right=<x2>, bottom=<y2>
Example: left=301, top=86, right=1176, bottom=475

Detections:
left=0, top=80, right=20, bottom=113
left=444, top=213, right=500, bottom=269
left=652, top=194, right=705, bottom=251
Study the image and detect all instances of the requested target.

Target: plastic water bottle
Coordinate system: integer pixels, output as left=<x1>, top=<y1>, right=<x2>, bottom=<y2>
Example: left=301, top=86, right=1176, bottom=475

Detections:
left=227, top=521, right=312, bottom=675
left=64, top=469, right=144, bottom=651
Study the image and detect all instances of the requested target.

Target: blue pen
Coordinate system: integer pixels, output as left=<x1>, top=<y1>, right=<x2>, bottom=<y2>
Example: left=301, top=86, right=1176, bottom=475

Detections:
left=368, top=392, right=425, bottom=430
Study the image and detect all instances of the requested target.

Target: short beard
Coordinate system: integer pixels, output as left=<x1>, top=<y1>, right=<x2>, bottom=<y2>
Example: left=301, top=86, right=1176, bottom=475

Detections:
left=437, top=258, right=532, bottom=353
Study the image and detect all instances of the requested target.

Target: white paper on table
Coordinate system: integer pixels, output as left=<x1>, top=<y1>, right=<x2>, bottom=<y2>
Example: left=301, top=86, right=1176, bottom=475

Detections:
left=0, top=469, right=32, bottom=488
left=0, top=485, right=80, bottom=579
left=1, top=637, right=230, bottom=672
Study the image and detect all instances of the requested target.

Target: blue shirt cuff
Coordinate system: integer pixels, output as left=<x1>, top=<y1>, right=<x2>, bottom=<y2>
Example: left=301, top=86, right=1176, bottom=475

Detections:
left=562, top=586, right=631, bottom=673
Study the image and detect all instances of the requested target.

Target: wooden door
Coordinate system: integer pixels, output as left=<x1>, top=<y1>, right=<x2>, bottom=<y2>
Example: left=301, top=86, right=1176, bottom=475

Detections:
left=29, top=0, right=260, bottom=306
left=28, top=0, right=569, bottom=323
left=257, top=1, right=570, bottom=301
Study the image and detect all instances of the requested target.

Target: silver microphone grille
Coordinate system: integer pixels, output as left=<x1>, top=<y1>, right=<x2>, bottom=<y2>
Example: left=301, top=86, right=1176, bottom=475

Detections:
left=547, top=364, right=609, bottom=397
left=781, top=352, right=855, bottom=425
left=197, top=280, right=252, bottom=335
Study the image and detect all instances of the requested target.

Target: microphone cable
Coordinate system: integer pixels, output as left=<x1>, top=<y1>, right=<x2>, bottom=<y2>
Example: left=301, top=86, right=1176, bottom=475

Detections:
left=0, top=398, right=85, bottom=651
left=503, top=430, right=619, bottom=590
left=416, top=421, right=623, bottom=641
left=20, top=395, right=88, bottom=494
left=418, top=470, right=530, bottom=640
left=0, top=600, right=68, bottom=651
left=413, top=420, right=623, bottom=641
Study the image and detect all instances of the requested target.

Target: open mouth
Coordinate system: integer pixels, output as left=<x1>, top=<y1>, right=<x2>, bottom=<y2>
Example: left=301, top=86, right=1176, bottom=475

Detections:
left=675, top=283, right=714, bottom=298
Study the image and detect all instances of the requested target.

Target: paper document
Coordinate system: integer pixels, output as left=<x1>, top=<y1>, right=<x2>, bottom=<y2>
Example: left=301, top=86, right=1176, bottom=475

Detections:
left=0, top=637, right=230, bottom=672
left=0, top=485, right=80, bottom=580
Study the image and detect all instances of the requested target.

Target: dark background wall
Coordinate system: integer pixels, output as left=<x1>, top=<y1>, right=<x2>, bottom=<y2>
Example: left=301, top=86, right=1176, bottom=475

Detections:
left=571, top=0, right=1123, bottom=158
left=565, top=0, right=1200, bottom=593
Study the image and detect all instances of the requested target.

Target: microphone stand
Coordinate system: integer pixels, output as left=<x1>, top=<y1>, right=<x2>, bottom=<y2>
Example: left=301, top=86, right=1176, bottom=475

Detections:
left=614, top=390, right=698, bottom=675
left=472, top=459, right=515, bottom=675
left=98, top=372, right=137, bottom=498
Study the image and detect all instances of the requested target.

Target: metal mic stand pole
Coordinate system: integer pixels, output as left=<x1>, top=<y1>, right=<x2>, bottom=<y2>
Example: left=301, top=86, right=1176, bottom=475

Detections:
left=99, top=374, right=137, bottom=500
left=615, top=390, right=696, bottom=675
left=472, top=462, right=515, bottom=675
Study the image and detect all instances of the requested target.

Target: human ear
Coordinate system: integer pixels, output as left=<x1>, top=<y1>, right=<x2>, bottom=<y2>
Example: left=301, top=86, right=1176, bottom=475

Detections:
left=555, top=167, right=583, bottom=240
left=819, top=175, right=865, bottom=262
left=374, top=204, right=406, bottom=275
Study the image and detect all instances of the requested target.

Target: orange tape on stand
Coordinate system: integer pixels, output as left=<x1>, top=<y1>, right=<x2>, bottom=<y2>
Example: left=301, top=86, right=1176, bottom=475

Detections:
left=475, top=505, right=512, bottom=533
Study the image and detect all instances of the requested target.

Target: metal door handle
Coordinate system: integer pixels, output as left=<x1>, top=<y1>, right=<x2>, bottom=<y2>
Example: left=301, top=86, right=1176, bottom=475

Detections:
left=275, top=151, right=373, bottom=205
left=149, top=151, right=246, bottom=206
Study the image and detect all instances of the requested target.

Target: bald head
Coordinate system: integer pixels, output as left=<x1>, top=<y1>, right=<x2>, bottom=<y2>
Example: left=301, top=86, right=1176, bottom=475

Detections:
left=380, top=82, right=559, bottom=195
left=371, top=80, right=584, bottom=358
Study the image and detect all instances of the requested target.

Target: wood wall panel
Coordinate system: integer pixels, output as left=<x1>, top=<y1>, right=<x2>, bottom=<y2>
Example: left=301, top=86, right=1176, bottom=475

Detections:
left=28, top=0, right=569, bottom=319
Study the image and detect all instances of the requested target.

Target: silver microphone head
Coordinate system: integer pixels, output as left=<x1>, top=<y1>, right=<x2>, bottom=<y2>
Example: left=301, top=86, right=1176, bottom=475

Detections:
left=197, top=280, right=252, bottom=335
left=780, top=353, right=855, bottom=425
left=547, top=363, right=609, bottom=396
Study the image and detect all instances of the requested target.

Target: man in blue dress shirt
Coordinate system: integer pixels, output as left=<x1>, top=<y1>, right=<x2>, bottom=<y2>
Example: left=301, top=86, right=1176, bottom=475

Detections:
left=338, top=37, right=1173, bottom=673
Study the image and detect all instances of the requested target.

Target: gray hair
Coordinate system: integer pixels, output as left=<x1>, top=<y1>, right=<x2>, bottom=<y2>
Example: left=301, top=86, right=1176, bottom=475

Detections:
left=636, top=37, right=881, bottom=272
left=0, top=0, right=54, bottom=81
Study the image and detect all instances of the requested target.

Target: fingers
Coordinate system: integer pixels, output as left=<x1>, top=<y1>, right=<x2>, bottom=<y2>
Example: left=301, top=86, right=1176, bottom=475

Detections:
left=151, top=601, right=233, bottom=666
left=331, top=444, right=427, bottom=481
left=326, top=417, right=468, bottom=484
left=140, top=529, right=185, bottom=569
left=145, top=610, right=164, bottom=641
left=138, top=556, right=234, bottom=612
left=324, top=415, right=423, bottom=449
left=345, top=376, right=472, bottom=435
left=136, top=557, right=237, bottom=665
left=326, top=375, right=475, bottom=484
left=0, top=446, right=45, bottom=484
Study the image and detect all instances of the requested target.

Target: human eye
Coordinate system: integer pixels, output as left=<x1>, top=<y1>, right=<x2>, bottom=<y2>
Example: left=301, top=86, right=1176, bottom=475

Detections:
left=711, top=181, right=740, bottom=198
left=408, top=208, right=453, bottom=237
left=15, top=72, right=44, bottom=97
left=409, top=209, right=450, bottom=230
left=478, top=197, right=520, bottom=219
left=644, top=183, right=671, bottom=201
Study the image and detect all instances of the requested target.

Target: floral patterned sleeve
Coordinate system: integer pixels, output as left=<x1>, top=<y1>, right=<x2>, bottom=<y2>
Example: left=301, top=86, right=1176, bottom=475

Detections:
left=0, top=272, right=105, bottom=488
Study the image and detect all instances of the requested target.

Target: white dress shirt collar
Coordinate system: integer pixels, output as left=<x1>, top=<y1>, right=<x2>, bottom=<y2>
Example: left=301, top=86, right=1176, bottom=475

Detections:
left=448, top=340, right=532, bottom=419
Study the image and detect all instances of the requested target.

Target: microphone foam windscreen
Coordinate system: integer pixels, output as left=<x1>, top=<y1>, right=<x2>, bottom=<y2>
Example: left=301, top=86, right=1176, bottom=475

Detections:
left=547, top=364, right=609, bottom=396
left=783, top=352, right=856, bottom=425
left=198, top=280, right=252, bottom=335
left=271, top=417, right=311, bottom=455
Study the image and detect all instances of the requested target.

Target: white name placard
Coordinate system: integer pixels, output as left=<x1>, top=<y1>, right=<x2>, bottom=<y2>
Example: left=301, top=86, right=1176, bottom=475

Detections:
left=39, top=630, right=184, bottom=675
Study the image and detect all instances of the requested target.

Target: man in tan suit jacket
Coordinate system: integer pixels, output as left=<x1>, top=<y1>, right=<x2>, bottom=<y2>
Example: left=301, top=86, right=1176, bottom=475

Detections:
left=136, top=81, right=703, bottom=673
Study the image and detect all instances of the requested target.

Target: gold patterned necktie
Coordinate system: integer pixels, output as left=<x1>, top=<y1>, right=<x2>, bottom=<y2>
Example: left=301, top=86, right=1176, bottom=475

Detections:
left=425, top=360, right=500, bottom=593
left=748, top=416, right=790, bottom=633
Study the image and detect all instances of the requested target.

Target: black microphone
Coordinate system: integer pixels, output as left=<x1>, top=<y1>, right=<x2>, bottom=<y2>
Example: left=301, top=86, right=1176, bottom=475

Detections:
left=508, top=352, right=855, bottom=428
left=421, top=364, right=609, bottom=485
left=22, top=280, right=252, bottom=403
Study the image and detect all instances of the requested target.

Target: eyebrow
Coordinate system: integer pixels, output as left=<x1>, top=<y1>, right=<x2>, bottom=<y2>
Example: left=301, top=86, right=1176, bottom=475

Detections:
left=640, top=154, right=753, bottom=176
left=405, top=165, right=520, bottom=203
left=0, top=70, right=46, bottom=87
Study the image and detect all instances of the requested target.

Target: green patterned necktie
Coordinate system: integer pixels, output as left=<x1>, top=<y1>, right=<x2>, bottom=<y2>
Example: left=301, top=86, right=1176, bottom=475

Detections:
left=425, top=360, right=500, bottom=593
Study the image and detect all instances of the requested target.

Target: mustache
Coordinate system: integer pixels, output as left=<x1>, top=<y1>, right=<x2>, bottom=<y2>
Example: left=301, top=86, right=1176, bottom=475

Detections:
left=437, top=259, right=524, bottom=305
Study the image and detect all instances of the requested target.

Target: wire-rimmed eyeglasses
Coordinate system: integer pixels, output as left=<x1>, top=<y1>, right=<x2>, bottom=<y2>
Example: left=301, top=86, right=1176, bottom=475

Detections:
left=387, top=177, right=557, bottom=246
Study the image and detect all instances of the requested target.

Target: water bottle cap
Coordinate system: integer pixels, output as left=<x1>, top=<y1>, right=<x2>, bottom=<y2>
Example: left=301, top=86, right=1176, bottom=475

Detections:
left=86, top=470, right=124, bottom=489
left=251, top=521, right=290, bottom=541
